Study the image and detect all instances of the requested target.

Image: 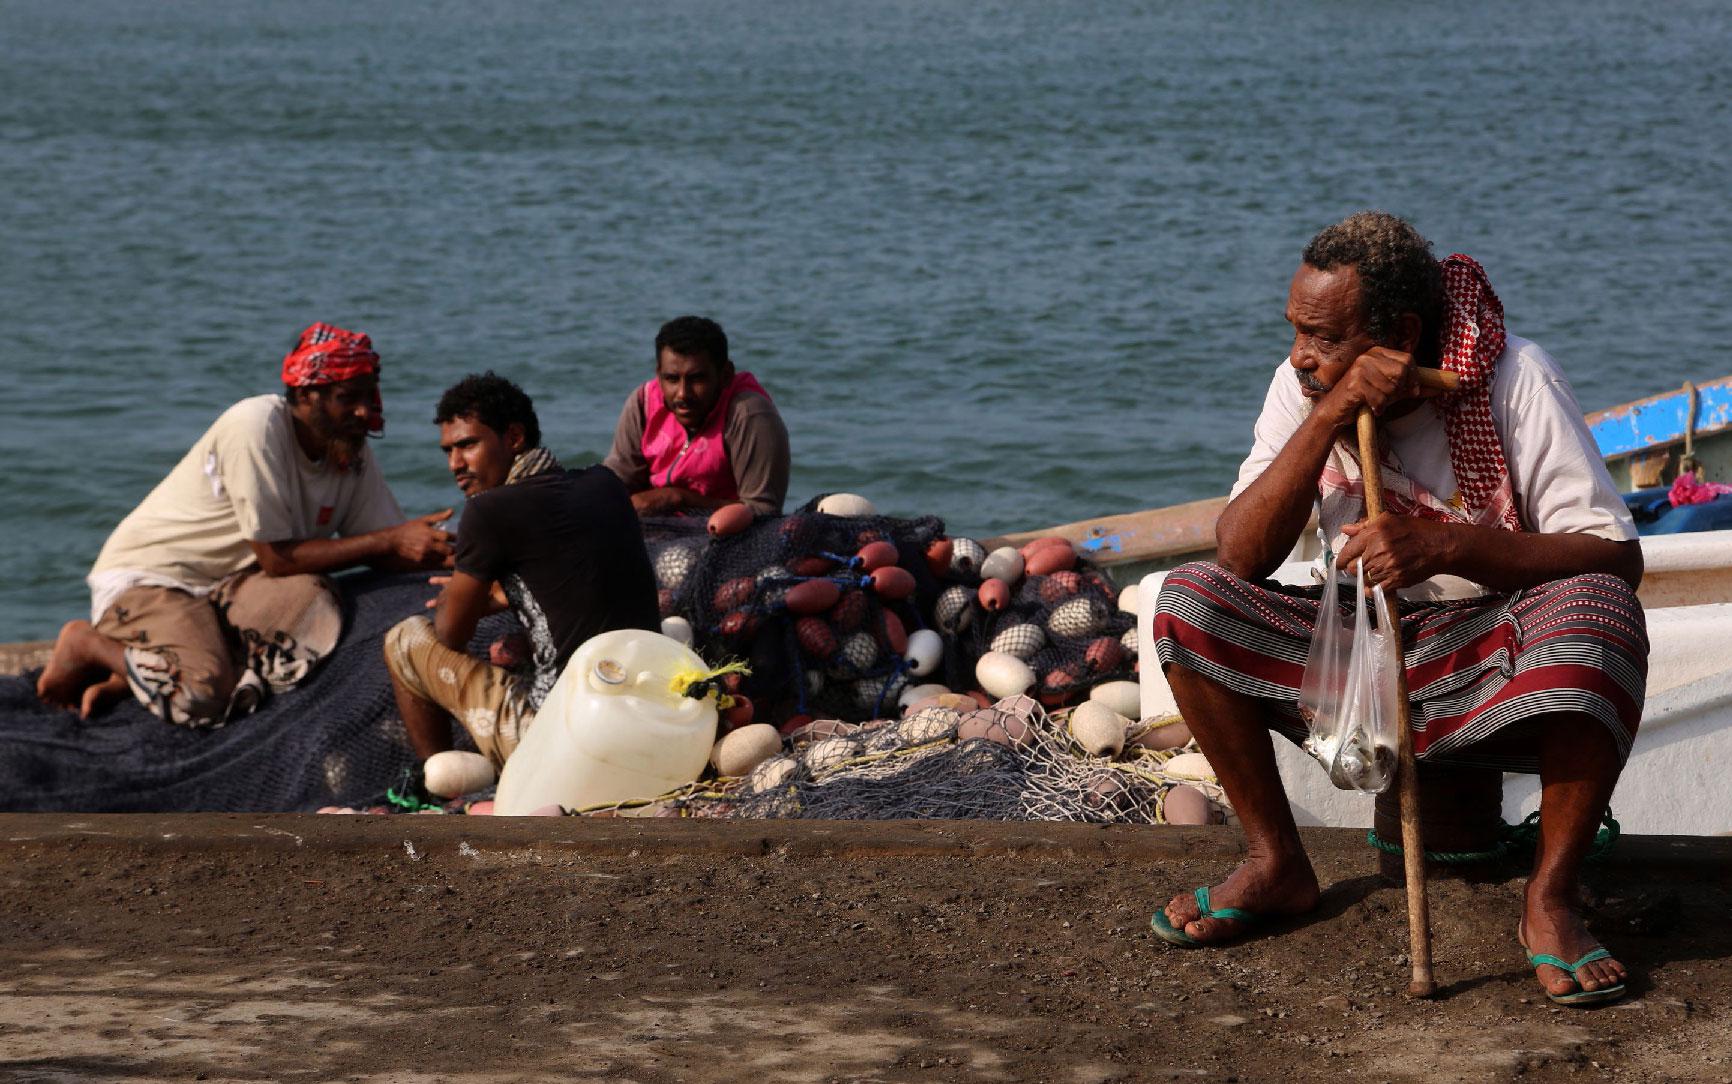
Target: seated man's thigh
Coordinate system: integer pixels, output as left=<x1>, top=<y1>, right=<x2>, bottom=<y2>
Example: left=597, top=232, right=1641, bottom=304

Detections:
left=95, top=586, right=238, bottom=726
left=213, top=570, right=343, bottom=692
left=383, top=616, right=531, bottom=768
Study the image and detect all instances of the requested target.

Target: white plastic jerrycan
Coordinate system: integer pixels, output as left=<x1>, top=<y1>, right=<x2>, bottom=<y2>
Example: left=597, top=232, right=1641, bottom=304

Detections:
left=494, top=629, right=718, bottom=815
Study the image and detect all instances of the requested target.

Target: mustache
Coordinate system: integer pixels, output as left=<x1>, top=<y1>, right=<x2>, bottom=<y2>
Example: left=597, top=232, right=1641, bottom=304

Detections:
left=1297, top=371, right=1330, bottom=393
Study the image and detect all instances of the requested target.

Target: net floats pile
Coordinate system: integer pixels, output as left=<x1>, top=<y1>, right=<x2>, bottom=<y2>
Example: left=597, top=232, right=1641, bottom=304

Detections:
left=926, top=532, right=1137, bottom=708
left=681, top=689, right=1228, bottom=827
left=650, top=494, right=1136, bottom=747
left=677, top=496, right=946, bottom=732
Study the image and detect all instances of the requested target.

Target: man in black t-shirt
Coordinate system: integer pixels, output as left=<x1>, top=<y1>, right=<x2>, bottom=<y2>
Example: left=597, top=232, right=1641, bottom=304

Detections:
left=383, top=372, right=659, bottom=769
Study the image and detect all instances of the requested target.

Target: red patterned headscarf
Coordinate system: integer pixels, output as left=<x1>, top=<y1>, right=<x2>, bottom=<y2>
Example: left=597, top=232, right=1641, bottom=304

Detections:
left=1433, top=255, right=1519, bottom=531
left=281, top=323, right=384, bottom=433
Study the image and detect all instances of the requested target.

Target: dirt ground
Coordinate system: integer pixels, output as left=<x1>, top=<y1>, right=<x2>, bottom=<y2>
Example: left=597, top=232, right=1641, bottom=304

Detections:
left=0, top=816, right=1728, bottom=1084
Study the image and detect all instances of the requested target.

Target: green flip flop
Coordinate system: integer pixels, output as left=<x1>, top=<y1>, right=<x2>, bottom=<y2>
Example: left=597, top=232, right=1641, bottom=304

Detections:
left=1524, top=947, right=1628, bottom=1006
left=1150, top=886, right=1259, bottom=948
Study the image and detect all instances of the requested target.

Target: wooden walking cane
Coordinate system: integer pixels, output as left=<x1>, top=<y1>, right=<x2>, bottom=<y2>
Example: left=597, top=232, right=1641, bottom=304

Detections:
left=1357, top=390, right=1439, bottom=998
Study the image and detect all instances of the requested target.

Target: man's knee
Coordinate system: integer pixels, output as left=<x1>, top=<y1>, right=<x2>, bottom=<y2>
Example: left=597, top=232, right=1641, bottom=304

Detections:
left=383, top=615, right=439, bottom=693
left=122, top=644, right=237, bottom=728
left=384, top=612, right=453, bottom=706
left=1151, top=561, right=1235, bottom=640
left=220, top=571, right=343, bottom=691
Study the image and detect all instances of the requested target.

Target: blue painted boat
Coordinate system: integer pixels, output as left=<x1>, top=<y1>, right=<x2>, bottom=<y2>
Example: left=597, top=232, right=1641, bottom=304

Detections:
left=1588, top=375, right=1732, bottom=536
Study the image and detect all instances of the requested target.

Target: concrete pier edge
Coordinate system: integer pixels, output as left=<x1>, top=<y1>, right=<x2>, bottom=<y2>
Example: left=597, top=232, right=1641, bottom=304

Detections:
left=3, top=814, right=1728, bottom=872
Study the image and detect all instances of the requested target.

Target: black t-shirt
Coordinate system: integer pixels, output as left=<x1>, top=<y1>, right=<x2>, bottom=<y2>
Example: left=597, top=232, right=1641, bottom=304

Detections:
left=454, top=466, right=659, bottom=706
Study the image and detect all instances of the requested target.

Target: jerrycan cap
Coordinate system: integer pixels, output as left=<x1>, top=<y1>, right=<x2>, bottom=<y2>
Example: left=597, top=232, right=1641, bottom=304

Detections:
left=592, top=659, right=628, bottom=686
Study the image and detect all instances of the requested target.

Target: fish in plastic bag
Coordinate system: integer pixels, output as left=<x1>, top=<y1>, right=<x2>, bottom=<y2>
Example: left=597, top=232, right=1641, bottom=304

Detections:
left=1298, top=558, right=1400, bottom=793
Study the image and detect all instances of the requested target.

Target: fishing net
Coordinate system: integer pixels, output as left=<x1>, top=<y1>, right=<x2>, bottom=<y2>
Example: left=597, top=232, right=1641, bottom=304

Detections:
left=642, top=498, right=947, bottom=725
left=577, top=696, right=1227, bottom=826
left=0, top=572, right=504, bottom=813
left=557, top=499, right=1194, bottom=826
left=641, top=497, right=1136, bottom=727
left=7, top=499, right=1156, bottom=819
left=940, top=551, right=1137, bottom=704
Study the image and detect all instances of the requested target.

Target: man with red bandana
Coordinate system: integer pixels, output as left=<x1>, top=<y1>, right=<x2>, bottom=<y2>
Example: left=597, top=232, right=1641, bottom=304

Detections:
left=604, top=316, right=790, bottom=517
left=36, top=323, right=454, bottom=726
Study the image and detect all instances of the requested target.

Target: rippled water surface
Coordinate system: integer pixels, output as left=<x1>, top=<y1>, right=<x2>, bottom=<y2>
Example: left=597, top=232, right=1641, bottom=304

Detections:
left=4, top=1, right=1730, bottom=639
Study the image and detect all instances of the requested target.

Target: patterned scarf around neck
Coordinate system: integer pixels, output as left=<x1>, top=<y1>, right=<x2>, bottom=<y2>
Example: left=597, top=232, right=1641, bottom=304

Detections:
left=1432, top=254, right=1519, bottom=531
left=504, top=445, right=561, bottom=486
left=495, top=442, right=565, bottom=711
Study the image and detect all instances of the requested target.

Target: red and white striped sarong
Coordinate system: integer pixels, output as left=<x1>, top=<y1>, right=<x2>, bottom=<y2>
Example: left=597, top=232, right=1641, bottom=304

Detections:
left=1152, top=562, right=1648, bottom=772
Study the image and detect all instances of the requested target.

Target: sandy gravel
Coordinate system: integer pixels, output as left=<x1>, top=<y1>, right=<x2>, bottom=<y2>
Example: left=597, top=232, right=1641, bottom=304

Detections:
left=1, top=815, right=1728, bottom=1083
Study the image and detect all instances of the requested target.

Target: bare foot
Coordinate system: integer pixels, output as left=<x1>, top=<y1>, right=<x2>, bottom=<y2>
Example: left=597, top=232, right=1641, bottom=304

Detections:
left=1521, top=891, right=1627, bottom=998
left=36, top=620, right=109, bottom=708
left=1162, top=852, right=1321, bottom=944
left=79, top=672, right=130, bottom=719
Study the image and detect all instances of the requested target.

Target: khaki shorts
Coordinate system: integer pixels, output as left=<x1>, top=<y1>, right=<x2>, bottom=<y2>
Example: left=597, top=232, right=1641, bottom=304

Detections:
left=382, top=615, right=533, bottom=769
left=96, top=570, right=342, bottom=728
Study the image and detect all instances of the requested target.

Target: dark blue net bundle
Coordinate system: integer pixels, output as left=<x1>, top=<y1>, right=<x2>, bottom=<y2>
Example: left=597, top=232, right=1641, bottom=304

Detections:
left=643, top=499, right=948, bottom=726
left=0, top=572, right=504, bottom=813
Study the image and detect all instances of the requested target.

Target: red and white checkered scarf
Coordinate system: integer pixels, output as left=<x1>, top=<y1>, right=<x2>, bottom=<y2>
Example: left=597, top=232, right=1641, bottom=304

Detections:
left=1318, top=254, right=1522, bottom=538
left=1433, top=254, right=1519, bottom=531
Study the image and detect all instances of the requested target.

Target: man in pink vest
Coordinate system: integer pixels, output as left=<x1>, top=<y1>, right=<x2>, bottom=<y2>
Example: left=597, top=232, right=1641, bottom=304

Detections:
left=604, top=316, right=790, bottom=517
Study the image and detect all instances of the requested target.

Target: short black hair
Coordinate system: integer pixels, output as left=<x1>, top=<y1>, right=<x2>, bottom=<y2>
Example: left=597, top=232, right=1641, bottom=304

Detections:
left=1302, top=211, right=1445, bottom=356
left=654, top=316, right=731, bottom=371
left=434, top=371, right=541, bottom=450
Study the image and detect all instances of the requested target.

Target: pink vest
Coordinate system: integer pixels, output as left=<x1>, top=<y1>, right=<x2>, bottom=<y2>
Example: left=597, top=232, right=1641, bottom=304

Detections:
left=640, top=371, right=772, bottom=502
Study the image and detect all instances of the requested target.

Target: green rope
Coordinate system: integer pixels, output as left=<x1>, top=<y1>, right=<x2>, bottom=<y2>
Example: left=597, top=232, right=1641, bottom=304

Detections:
left=1365, top=807, right=1619, bottom=865
left=1501, top=809, right=1621, bottom=861
left=1364, top=828, right=1512, bottom=865
left=384, top=784, right=443, bottom=813
left=384, top=765, right=444, bottom=813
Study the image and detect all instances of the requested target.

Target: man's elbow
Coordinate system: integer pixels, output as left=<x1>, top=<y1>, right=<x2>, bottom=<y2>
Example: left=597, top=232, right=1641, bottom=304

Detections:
left=1213, top=545, right=1267, bottom=582
left=1213, top=524, right=1276, bottom=582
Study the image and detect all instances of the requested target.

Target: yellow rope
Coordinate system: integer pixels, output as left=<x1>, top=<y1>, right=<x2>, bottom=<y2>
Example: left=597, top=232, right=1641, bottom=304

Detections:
left=667, top=660, right=752, bottom=708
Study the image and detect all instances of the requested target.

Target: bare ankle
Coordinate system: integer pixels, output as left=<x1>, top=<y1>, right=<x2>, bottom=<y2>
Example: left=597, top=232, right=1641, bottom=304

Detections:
left=1524, top=878, right=1583, bottom=912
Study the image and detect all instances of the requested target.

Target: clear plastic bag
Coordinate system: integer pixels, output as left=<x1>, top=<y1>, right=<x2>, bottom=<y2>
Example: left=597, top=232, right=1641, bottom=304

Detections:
left=1299, top=559, right=1400, bottom=793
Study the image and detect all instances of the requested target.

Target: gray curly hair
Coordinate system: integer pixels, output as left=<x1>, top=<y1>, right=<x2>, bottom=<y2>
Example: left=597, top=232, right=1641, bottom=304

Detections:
left=1302, top=212, right=1445, bottom=358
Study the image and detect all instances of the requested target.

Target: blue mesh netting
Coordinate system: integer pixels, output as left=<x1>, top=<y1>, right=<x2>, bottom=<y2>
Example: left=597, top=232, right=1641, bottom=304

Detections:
left=0, top=572, right=505, bottom=813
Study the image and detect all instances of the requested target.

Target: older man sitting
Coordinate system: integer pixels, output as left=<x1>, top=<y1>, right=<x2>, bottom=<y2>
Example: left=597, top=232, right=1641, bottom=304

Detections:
left=1151, top=212, right=1646, bottom=1007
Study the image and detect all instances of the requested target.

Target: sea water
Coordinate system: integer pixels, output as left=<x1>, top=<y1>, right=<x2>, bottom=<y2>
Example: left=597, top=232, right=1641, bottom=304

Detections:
left=3, top=0, right=1730, bottom=640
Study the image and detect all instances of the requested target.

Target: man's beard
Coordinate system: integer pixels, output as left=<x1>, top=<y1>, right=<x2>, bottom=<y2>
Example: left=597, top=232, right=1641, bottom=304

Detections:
left=308, top=411, right=368, bottom=471
left=326, top=432, right=367, bottom=471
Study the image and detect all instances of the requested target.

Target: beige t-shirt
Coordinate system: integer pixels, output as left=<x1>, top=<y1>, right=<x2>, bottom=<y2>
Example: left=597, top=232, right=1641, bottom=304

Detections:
left=89, top=395, right=404, bottom=610
left=1230, top=335, right=1636, bottom=600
